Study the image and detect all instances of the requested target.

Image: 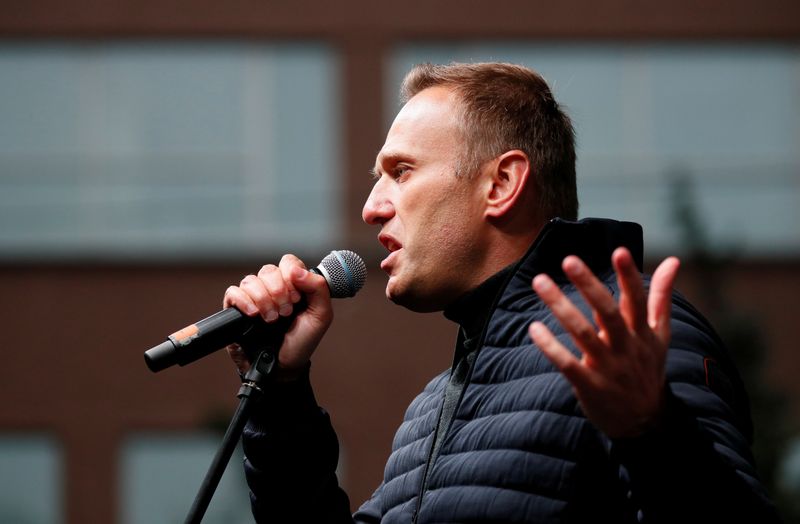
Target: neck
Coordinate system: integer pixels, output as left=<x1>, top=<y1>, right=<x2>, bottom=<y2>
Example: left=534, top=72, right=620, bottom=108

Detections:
left=444, top=261, right=515, bottom=336
left=477, top=223, right=542, bottom=279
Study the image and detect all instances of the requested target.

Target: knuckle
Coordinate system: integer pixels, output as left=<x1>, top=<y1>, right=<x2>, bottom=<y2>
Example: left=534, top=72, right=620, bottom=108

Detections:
left=603, top=303, right=621, bottom=319
left=264, top=276, right=288, bottom=295
left=548, top=297, right=568, bottom=316
left=240, top=274, right=257, bottom=286
left=560, top=358, right=580, bottom=374
left=574, top=324, right=595, bottom=343
left=257, top=264, right=279, bottom=277
left=280, top=253, right=303, bottom=266
left=223, top=286, right=238, bottom=306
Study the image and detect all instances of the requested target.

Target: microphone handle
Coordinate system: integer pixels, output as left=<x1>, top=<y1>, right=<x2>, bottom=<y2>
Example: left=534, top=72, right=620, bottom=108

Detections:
left=144, top=308, right=248, bottom=372
left=144, top=267, right=326, bottom=373
left=145, top=297, right=317, bottom=374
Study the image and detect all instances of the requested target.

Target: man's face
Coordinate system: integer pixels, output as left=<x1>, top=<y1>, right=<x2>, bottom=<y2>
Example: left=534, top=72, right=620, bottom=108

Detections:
left=362, top=86, right=487, bottom=312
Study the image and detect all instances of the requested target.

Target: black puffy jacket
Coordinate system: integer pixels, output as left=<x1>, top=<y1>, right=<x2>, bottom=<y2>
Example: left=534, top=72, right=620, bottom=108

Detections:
left=242, top=218, right=780, bottom=523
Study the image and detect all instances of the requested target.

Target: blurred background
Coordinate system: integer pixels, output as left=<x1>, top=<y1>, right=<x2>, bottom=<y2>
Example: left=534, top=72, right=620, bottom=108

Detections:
left=1, top=1, right=799, bottom=522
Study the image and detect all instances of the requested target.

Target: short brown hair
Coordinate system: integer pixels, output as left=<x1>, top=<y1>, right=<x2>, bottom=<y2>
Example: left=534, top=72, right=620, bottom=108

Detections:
left=401, top=62, right=578, bottom=222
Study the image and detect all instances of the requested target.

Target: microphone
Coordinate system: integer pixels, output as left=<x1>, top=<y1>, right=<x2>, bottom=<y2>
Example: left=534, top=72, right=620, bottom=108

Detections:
left=144, top=250, right=367, bottom=373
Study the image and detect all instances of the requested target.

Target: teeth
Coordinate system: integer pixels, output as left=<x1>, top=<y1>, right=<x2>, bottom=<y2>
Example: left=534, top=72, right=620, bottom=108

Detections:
left=381, top=236, right=400, bottom=252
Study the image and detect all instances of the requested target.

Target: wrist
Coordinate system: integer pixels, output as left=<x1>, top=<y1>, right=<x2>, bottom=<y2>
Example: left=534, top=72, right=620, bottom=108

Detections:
left=272, top=363, right=308, bottom=383
left=613, top=388, right=669, bottom=439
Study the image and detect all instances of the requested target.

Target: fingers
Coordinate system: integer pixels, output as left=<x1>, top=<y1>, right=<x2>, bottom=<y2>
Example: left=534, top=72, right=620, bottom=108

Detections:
left=529, top=251, right=677, bottom=438
left=532, top=274, right=607, bottom=359
left=285, top=261, right=329, bottom=301
left=222, top=254, right=325, bottom=323
left=648, top=256, right=681, bottom=344
left=254, top=257, right=300, bottom=319
left=533, top=250, right=678, bottom=357
left=528, top=321, right=595, bottom=391
left=612, top=248, right=648, bottom=334
left=560, top=256, right=629, bottom=347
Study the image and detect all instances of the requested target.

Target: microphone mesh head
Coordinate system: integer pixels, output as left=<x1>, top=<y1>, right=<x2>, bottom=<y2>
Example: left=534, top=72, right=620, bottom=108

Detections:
left=317, top=250, right=367, bottom=298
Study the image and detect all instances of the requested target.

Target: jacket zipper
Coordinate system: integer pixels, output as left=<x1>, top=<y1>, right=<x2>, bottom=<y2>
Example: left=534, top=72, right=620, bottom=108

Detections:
left=411, top=331, right=486, bottom=522
left=411, top=260, right=520, bottom=523
left=412, top=409, right=441, bottom=523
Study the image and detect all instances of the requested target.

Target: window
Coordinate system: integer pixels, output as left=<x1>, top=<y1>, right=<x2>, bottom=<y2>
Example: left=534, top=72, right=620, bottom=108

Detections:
left=0, top=42, right=341, bottom=260
left=0, top=434, right=62, bottom=524
left=120, top=433, right=250, bottom=524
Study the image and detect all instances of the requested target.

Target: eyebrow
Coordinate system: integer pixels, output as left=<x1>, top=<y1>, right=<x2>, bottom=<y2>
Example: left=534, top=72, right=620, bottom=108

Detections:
left=371, top=152, right=414, bottom=178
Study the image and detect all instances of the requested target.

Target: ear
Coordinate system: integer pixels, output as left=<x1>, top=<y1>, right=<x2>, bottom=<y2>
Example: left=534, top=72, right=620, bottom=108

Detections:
left=483, top=150, right=531, bottom=219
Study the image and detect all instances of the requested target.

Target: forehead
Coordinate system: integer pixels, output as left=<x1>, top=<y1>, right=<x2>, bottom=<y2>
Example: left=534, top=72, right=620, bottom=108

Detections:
left=375, top=86, right=462, bottom=168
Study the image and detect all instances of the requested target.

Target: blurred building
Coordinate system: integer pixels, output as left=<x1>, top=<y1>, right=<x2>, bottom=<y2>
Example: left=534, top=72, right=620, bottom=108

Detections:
left=1, top=1, right=799, bottom=522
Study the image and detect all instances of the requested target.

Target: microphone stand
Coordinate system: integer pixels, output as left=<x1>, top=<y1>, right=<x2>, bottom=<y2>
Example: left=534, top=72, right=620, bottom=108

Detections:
left=184, top=348, right=277, bottom=524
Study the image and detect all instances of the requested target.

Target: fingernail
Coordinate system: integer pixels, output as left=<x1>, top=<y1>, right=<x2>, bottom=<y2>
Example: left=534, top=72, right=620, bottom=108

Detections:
left=245, top=303, right=259, bottom=315
left=533, top=274, right=551, bottom=292
left=279, top=303, right=293, bottom=316
left=265, top=310, right=279, bottom=322
left=563, top=257, right=582, bottom=275
left=530, top=322, right=549, bottom=339
left=290, top=290, right=301, bottom=303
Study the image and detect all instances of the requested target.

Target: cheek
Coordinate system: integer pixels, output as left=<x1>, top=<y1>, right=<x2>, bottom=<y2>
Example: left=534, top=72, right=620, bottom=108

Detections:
left=404, top=180, right=477, bottom=257
left=423, top=212, right=473, bottom=262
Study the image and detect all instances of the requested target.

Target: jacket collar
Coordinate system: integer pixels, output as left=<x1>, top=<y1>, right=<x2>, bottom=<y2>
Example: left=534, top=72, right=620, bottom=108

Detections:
left=444, top=261, right=515, bottom=338
left=514, top=217, right=644, bottom=287
left=442, top=217, right=644, bottom=350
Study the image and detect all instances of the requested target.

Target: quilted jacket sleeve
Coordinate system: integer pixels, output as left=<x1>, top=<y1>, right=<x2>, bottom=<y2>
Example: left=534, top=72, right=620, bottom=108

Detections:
left=610, top=296, right=782, bottom=523
left=241, top=366, right=357, bottom=523
left=352, top=483, right=385, bottom=523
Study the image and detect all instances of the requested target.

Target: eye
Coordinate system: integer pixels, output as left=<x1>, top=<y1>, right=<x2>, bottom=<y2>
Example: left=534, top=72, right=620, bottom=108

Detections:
left=393, top=164, right=411, bottom=181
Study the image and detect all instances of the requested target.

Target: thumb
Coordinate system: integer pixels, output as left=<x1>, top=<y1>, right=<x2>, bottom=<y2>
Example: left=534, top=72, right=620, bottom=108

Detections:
left=290, top=265, right=331, bottom=308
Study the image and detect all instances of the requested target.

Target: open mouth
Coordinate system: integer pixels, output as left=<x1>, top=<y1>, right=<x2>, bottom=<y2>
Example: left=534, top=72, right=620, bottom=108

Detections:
left=379, top=234, right=402, bottom=253
left=378, top=234, right=402, bottom=272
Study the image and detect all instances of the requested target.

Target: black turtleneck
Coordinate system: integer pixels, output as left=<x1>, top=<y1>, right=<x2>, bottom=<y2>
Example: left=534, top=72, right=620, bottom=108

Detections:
left=421, top=262, right=516, bottom=490
left=444, top=263, right=515, bottom=352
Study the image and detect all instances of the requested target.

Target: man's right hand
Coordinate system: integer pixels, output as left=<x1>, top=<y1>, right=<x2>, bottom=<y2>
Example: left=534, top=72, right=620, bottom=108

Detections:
left=222, top=254, right=333, bottom=376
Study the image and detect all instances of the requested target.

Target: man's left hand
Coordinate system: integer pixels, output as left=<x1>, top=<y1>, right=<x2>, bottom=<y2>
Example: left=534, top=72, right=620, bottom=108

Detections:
left=528, top=247, right=680, bottom=438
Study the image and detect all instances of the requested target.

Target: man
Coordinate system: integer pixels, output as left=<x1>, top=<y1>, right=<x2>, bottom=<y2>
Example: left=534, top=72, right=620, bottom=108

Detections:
left=223, top=62, right=779, bottom=522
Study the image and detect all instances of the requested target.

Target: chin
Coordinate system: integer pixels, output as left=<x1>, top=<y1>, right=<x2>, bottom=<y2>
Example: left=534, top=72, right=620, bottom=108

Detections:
left=385, top=280, right=451, bottom=313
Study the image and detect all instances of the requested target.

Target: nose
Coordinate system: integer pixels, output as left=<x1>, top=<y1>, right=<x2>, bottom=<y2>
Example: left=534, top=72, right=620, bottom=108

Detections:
left=362, top=177, right=394, bottom=225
